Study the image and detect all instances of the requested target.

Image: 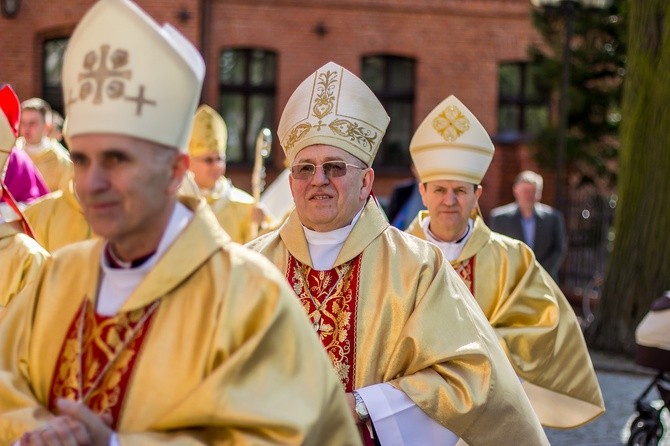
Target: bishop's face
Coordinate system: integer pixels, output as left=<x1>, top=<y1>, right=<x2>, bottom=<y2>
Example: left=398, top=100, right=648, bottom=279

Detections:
left=419, top=179, right=481, bottom=242
left=289, top=144, right=373, bottom=232
left=190, top=152, right=225, bottom=190
left=70, top=134, right=186, bottom=258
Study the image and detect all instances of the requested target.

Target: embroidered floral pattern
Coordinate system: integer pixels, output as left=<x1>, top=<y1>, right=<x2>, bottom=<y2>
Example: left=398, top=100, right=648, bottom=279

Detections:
left=453, top=257, right=475, bottom=293
left=329, top=119, right=378, bottom=150
left=287, top=255, right=362, bottom=391
left=283, top=69, right=379, bottom=153
left=433, top=105, right=470, bottom=142
left=49, top=300, right=158, bottom=428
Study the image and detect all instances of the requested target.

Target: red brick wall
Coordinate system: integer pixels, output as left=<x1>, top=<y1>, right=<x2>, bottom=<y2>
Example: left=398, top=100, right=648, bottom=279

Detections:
left=1, top=0, right=545, bottom=211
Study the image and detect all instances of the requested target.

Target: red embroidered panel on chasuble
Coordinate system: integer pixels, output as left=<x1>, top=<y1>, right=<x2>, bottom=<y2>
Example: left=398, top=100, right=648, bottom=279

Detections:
left=49, top=299, right=158, bottom=429
left=286, top=254, right=362, bottom=393
left=453, top=257, right=475, bottom=294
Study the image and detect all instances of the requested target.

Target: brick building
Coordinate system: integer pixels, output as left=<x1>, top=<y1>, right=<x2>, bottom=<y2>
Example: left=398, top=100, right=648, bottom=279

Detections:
left=0, top=0, right=555, bottom=215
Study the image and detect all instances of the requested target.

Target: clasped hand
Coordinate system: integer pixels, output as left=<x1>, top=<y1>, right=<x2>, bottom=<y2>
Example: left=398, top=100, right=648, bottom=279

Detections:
left=19, top=399, right=113, bottom=446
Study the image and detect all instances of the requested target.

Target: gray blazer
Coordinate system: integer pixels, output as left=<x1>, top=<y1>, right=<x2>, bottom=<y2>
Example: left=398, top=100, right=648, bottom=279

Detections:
left=488, top=202, right=567, bottom=280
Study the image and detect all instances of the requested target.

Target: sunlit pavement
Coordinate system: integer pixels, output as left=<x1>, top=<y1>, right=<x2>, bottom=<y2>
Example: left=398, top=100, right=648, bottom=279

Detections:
left=544, top=352, right=669, bottom=445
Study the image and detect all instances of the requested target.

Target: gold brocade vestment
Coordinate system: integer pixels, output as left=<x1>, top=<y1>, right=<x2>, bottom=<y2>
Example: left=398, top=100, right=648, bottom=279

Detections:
left=407, top=211, right=605, bottom=428
left=247, top=199, right=549, bottom=445
left=21, top=140, right=73, bottom=193
left=0, top=221, right=49, bottom=308
left=23, top=179, right=94, bottom=252
left=201, top=177, right=270, bottom=244
left=0, top=198, right=360, bottom=445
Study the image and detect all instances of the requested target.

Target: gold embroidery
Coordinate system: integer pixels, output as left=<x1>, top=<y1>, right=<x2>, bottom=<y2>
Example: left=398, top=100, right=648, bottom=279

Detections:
left=329, top=119, right=378, bottom=150
left=312, top=70, right=338, bottom=119
left=78, top=45, right=131, bottom=104
left=293, top=262, right=355, bottom=385
left=73, top=44, right=156, bottom=115
left=284, top=68, right=379, bottom=152
left=433, top=105, right=470, bottom=142
left=285, top=123, right=312, bottom=150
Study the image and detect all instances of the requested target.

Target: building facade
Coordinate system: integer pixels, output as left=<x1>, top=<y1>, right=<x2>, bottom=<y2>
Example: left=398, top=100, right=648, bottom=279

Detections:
left=0, top=0, right=554, bottom=214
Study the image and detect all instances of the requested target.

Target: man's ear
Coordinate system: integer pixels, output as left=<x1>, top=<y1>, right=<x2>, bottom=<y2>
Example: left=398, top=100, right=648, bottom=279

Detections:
left=418, top=182, right=428, bottom=206
left=169, top=153, right=190, bottom=194
left=360, top=167, right=375, bottom=200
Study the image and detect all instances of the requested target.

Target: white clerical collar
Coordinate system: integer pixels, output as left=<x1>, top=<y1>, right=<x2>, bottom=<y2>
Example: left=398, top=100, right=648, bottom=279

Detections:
left=21, top=136, right=51, bottom=155
left=303, top=205, right=365, bottom=270
left=422, top=217, right=474, bottom=262
left=97, top=201, right=193, bottom=316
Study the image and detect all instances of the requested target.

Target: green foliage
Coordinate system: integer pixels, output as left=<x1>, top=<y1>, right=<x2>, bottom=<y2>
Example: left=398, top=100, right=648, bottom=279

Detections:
left=528, top=1, right=627, bottom=186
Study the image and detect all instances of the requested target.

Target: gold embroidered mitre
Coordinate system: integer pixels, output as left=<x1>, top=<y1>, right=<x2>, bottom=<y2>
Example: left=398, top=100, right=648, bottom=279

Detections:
left=0, top=85, right=20, bottom=172
left=188, top=104, right=227, bottom=158
left=410, top=95, right=494, bottom=185
left=62, top=0, right=205, bottom=152
left=278, top=61, right=389, bottom=166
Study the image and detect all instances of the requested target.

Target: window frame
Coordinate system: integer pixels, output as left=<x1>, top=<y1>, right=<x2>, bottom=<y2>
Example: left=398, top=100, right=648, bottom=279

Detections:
left=218, top=48, right=277, bottom=165
left=497, top=60, right=550, bottom=142
left=361, top=55, right=416, bottom=172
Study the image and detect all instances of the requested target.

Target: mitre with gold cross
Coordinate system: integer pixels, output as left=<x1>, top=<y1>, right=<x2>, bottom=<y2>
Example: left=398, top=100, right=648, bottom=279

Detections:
left=62, top=0, right=205, bottom=152
left=410, top=95, right=495, bottom=185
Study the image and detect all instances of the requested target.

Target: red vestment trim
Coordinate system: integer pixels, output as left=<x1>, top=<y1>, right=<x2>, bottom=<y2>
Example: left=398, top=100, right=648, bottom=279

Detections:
left=286, top=255, right=362, bottom=393
left=48, top=299, right=158, bottom=429
left=454, top=257, right=476, bottom=294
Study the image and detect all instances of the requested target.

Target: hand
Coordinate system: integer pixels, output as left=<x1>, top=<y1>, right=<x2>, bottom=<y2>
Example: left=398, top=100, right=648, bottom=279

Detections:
left=56, top=399, right=113, bottom=446
left=19, top=416, right=91, bottom=446
left=345, top=392, right=358, bottom=422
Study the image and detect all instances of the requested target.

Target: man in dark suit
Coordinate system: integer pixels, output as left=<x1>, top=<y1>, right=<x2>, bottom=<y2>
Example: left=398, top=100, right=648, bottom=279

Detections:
left=489, top=170, right=567, bottom=280
left=385, top=164, right=425, bottom=230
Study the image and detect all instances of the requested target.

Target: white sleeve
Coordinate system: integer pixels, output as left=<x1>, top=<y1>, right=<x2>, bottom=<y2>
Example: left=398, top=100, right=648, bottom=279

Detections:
left=356, top=383, right=460, bottom=446
left=109, top=432, right=120, bottom=446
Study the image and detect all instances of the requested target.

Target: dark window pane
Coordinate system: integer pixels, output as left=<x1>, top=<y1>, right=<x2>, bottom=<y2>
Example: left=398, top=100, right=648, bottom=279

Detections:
left=362, top=57, right=385, bottom=91
left=499, top=64, right=521, bottom=97
left=44, top=39, right=68, bottom=86
left=249, top=51, right=276, bottom=87
left=497, top=61, right=549, bottom=137
left=220, top=93, right=245, bottom=162
left=498, top=105, right=519, bottom=133
left=43, top=38, right=69, bottom=114
left=388, top=59, right=414, bottom=93
left=219, top=50, right=246, bottom=86
left=361, top=55, right=415, bottom=168
left=381, top=101, right=412, bottom=165
left=219, top=49, right=277, bottom=163
left=525, top=64, right=543, bottom=100
left=246, top=95, right=275, bottom=154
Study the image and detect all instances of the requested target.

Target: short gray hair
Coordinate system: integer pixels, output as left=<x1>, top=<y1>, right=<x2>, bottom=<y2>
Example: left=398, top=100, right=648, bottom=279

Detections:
left=514, top=170, right=543, bottom=195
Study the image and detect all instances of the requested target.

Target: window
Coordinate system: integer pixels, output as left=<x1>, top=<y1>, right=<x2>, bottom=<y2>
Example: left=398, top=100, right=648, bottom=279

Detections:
left=361, top=56, right=415, bottom=168
left=498, top=62, right=549, bottom=139
left=219, top=49, right=277, bottom=164
left=43, top=37, right=69, bottom=115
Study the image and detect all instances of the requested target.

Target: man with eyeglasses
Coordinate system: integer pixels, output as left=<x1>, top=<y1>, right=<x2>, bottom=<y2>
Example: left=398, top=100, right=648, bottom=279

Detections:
left=0, top=2, right=359, bottom=443
left=187, top=104, right=271, bottom=243
left=247, top=61, right=548, bottom=445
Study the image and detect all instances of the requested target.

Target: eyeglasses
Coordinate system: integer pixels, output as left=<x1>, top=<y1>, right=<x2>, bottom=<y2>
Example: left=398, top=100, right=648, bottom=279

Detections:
left=194, top=156, right=224, bottom=165
left=290, top=161, right=366, bottom=180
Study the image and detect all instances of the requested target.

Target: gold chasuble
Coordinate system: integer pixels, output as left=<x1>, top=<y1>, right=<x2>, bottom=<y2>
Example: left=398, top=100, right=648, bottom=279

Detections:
left=248, top=199, right=548, bottom=445
left=23, top=179, right=94, bottom=252
left=0, top=221, right=49, bottom=308
left=407, top=211, right=605, bottom=428
left=0, top=198, right=359, bottom=445
left=21, top=140, right=73, bottom=193
left=201, top=177, right=265, bottom=244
